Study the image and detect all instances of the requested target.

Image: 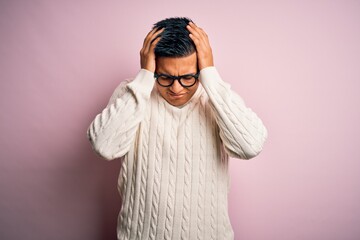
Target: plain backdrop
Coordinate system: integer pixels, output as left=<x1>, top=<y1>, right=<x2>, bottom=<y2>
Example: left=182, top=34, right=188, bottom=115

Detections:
left=1, top=0, right=359, bottom=239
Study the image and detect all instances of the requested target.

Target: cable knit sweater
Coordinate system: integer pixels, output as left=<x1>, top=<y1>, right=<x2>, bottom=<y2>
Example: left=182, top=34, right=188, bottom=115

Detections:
left=86, top=66, right=268, bottom=240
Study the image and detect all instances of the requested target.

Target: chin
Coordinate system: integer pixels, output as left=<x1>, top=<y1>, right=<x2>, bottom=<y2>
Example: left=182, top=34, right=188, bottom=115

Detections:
left=169, top=100, right=183, bottom=106
left=167, top=98, right=186, bottom=106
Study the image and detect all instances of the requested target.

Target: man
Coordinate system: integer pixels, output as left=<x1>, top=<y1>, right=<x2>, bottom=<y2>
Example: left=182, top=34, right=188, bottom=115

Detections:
left=87, top=17, right=268, bottom=240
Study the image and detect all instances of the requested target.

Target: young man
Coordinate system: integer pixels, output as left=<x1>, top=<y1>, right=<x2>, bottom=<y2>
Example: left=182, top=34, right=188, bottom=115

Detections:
left=87, top=17, right=268, bottom=240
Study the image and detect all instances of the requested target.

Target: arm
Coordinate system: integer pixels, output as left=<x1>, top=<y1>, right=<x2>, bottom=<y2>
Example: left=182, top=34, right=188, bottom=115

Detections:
left=86, top=69, right=154, bottom=160
left=86, top=26, right=164, bottom=161
left=200, top=66, right=268, bottom=159
left=187, top=21, right=267, bottom=159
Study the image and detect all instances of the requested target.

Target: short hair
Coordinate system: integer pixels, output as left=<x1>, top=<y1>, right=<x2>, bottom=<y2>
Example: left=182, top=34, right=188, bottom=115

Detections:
left=152, top=17, right=196, bottom=58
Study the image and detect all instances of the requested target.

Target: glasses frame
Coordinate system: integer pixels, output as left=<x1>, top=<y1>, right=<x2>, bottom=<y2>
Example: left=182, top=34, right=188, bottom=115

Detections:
left=154, top=72, right=200, bottom=87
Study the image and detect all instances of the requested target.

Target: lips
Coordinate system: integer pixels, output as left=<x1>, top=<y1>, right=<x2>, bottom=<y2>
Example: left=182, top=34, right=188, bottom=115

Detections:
left=168, top=92, right=185, bottom=99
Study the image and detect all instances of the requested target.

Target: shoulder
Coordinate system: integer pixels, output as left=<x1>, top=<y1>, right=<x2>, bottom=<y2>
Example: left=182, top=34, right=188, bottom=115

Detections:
left=106, top=77, right=135, bottom=107
left=114, top=77, right=134, bottom=93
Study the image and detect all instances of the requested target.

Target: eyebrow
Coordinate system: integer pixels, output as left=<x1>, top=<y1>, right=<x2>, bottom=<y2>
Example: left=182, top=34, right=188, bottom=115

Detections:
left=157, top=72, right=197, bottom=76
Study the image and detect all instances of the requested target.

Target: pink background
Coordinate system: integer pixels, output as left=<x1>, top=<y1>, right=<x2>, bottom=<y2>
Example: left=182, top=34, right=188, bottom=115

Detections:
left=1, top=1, right=359, bottom=239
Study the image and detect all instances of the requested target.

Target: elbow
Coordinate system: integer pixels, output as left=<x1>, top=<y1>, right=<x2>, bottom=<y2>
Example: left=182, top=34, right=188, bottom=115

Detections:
left=245, top=123, right=268, bottom=159
left=87, top=135, right=124, bottom=161
left=243, top=129, right=268, bottom=160
left=224, top=145, right=259, bottom=160
left=92, top=143, right=126, bottom=161
left=228, top=134, right=267, bottom=160
left=93, top=147, right=117, bottom=161
left=86, top=127, right=131, bottom=161
left=87, top=136, right=109, bottom=161
left=230, top=145, right=264, bottom=160
left=243, top=146, right=264, bottom=160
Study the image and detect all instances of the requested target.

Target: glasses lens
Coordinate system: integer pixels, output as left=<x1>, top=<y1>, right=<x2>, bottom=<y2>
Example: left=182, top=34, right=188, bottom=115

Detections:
left=157, top=76, right=173, bottom=86
left=180, top=76, right=196, bottom=87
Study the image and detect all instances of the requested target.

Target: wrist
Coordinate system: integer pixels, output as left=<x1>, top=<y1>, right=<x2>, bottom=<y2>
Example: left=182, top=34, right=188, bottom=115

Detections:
left=141, top=65, right=155, bottom=73
left=140, top=60, right=155, bottom=73
left=199, top=64, right=214, bottom=71
left=198, top=59, right=214, bottom=71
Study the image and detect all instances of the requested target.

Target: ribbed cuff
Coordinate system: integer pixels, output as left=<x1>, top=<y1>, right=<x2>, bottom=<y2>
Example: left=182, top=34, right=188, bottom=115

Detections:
left=126, top=68, right=155, bottom=98
left=199, top=66, right=224, bottom=88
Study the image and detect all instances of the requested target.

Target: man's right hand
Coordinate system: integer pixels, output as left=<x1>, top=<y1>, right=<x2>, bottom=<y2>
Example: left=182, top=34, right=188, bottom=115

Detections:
left=140, top=27, right=164, bottom=73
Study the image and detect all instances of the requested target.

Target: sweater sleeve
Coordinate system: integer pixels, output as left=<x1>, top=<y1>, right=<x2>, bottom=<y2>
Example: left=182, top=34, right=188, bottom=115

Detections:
left=86, top=68, right=155, bottom=161
left=199, top=66, right=268, bottom=160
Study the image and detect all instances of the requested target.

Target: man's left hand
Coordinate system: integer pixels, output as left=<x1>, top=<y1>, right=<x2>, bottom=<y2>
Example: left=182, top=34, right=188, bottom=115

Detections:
left=187, top=22, right=214, bottom=71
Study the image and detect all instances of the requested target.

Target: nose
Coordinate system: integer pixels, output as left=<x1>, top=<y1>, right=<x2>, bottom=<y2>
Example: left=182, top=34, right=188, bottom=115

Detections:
left=169, top=80, right=184, bottom=94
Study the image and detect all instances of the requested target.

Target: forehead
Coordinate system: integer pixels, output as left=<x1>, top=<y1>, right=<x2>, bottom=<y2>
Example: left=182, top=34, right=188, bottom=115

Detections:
left=156, top=52, right=197, bottom=75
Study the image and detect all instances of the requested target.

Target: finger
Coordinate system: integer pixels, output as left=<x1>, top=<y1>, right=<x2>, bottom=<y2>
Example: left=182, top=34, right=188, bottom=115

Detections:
left=189, top=33, right=205, bottom=53
left=142, top=29, right=163, bottom=55
left=187, top=24, right=203, bottom=39
left=188, top=22, right=208, bottom=40
left=143, top=28, right=157, bottom=45
left=144, top=27, right=161, bottom=42
left=149, top=35, right=161, bottom=51
left=188, top=28, right=208, bottom=49
left=187, top=24, right=208, bottom=43
left=198, top=28, right=208, bottom=39
left=143, top=27, right=164, bottom=47
left=188, top=21, right=202, bottom=32
left=189, top=33, right=202, bottom=49
left=188, top=22, right=209, bottom=39
left=190, top=33, right=211, bottom=55
left=187, top=24, right=210, bottom=48
left=145, top=29, right=163, bottom=53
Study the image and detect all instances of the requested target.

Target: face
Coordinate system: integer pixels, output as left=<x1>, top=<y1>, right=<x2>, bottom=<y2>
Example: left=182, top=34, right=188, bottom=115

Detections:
left=155, top=52, right=199, bottom=107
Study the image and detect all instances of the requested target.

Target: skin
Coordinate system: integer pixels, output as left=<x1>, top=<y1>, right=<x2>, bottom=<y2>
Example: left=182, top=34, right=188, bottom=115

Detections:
left=140, top=21, right=214, bottom=107
left=155, top=52, right=199, bottom=106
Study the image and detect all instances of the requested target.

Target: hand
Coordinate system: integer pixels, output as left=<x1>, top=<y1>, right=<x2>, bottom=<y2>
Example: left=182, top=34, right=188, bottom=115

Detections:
left=140, top=27, right=164, bottom=73
left=187, top=22, right=214, bottom=70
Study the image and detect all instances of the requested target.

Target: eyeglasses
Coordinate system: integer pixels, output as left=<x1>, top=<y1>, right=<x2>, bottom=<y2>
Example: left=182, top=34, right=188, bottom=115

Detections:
left=154, top=72, right=200, bottom=87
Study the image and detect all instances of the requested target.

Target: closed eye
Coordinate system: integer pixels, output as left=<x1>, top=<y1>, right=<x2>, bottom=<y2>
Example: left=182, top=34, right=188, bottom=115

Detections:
left=160, top=76, right=172, bottom=80
left=182, top=75, right=194, bottom=80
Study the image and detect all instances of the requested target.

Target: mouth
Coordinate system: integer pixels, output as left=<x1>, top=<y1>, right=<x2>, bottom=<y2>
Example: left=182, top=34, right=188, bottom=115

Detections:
left=168, top=92, right=185, bottom=99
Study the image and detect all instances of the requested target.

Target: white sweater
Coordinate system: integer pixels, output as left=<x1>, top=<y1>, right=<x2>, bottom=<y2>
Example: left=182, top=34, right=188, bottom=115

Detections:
left=86, top=66, right=268, bottom=240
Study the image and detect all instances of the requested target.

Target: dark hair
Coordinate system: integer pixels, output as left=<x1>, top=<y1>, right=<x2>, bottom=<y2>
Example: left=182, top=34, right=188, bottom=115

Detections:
left=152, top=17, right=196, bottom=58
